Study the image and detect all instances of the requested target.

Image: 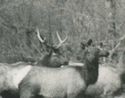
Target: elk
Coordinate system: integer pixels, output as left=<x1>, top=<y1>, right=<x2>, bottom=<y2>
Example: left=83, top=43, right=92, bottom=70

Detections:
left=19, top=45, right=109, bottom=98
left=35, top=28, right=69, bottom=67
left=85, top=49, right=125, bottom=98
left=85, top=35, right=125, bottom=98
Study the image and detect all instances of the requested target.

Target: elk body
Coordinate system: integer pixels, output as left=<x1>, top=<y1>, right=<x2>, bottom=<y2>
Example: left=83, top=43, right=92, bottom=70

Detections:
left=0, top=62, right=32, bottom=98
left=19, top=46, right=109, bottom=98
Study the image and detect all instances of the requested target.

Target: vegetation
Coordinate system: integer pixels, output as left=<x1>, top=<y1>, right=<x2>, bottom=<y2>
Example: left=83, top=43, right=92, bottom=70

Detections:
left=0, top=0, right=125, bottom=63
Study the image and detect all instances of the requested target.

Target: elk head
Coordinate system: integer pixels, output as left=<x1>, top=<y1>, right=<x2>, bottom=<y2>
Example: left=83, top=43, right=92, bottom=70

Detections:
left=36, top=28, right=69, bottom=67
left=77, top=39, right=94, bottom=62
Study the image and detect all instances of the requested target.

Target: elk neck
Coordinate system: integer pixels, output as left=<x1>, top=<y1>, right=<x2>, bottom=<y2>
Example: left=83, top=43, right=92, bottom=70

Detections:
left=37, top=51, right=52, bottom=67
left=83, top=55, right=99, bottom=86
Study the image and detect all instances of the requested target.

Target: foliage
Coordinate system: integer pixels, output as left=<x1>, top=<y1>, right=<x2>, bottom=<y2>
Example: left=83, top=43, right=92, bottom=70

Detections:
left=0, top=0, right=125, bottom=63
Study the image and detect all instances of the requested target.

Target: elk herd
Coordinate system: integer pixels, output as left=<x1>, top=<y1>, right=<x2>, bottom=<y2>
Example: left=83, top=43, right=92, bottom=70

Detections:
left=0, top=28, right=125, bottom=98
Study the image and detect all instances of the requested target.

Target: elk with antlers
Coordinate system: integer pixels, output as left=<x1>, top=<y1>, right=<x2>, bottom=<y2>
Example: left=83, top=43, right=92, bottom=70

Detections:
left=36, top=28, right=69, bottom=67
left=85, top=35, right=125, bottom=98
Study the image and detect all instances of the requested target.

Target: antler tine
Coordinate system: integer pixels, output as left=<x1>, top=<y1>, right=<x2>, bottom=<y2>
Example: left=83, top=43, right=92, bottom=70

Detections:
left=119, top=34, right=125, bottom=41
left=56, top=31, right=68, bottom=48
left=56, top=31, right=62, bottom=43
left=109, top=34, right=125, bottom=61
left=36, top=28, right=45, bottom=43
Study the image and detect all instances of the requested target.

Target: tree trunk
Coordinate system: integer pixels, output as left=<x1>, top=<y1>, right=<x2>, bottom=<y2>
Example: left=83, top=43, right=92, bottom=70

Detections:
left=105, top=0, right=118, bottom=48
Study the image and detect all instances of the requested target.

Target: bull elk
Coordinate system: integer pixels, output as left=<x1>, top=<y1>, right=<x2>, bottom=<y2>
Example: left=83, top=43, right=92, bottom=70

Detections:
left=85, top=49, right=125, bottom=98
left=19, top=46, right=109, bottom=98
left=36, top=28, right=69, bottom=67
left=85, top=35, right=125, bottom=98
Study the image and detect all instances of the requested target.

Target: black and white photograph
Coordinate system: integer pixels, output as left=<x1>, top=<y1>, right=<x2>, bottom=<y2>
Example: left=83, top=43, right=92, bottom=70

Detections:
left=0, top=0, right=125, bottom=98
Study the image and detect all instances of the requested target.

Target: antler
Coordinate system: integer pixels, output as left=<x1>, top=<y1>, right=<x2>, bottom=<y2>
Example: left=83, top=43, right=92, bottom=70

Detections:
left=111, top=35, right=125, bottom=51
left=36, top=28, right=46, bottom=43
left=109, top=35, right=125, bottom=61
left=119, top=34, right=125, bottom=41
left=56, top=31, right=68, bottom=48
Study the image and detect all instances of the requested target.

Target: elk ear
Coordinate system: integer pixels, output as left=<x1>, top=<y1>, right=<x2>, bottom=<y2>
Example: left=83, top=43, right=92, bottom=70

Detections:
left=87, top=39, right=93, bottom=46
left=80, top=42, right=86, bottom=49
left=98, top=42, right=103, bottom=48
left=46, top=48, right=53, bottom=56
